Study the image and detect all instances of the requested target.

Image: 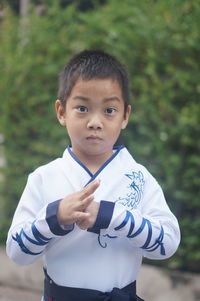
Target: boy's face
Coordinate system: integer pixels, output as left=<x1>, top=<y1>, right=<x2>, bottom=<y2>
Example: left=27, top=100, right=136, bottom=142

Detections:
left=56, top=78, right=131, bottom=162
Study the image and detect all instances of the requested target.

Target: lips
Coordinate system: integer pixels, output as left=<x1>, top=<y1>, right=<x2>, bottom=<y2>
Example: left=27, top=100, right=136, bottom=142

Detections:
left=86, top=136, right=103, bottom=141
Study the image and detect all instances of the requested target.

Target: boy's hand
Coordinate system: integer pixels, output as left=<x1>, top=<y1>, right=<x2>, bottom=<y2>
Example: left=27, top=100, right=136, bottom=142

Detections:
left=76, top=201, right=100, bottom=230
left=57, top=179, right=100, bottom=225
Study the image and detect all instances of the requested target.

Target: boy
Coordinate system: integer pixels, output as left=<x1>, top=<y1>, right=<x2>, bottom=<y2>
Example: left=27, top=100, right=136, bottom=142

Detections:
left=6, top=50, right=180, bottom=301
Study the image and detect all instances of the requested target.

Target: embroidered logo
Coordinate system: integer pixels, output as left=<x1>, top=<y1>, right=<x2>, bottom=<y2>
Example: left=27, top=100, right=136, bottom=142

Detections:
left=117, top=171, right=145, bottom=209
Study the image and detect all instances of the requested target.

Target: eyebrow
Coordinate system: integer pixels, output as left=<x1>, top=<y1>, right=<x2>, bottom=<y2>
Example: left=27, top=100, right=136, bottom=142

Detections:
left=103, top=97, right=121, bottom=103
left=72, top=96, right=90, bottom=101
left=72, top=96, right=121, bottom=102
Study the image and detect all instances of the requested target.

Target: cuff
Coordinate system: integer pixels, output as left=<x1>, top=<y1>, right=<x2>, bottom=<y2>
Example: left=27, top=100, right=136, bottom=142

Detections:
left=46, top=200, right=74, bottom=236
left=88, top=201, right=115, bottom=234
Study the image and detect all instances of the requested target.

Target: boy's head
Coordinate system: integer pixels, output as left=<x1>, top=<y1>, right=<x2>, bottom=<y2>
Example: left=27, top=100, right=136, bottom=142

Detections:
left=58, top=50, right=129, bottom=112
left=56, top=50, right=131, bottom=162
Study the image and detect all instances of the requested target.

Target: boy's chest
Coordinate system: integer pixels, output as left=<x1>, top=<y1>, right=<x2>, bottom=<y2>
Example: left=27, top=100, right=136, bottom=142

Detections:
left=41, top=165, right=146, bottom=211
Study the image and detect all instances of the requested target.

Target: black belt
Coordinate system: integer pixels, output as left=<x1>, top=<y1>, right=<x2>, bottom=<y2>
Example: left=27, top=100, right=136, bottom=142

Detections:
left=44, top=269, right=144, bottom=301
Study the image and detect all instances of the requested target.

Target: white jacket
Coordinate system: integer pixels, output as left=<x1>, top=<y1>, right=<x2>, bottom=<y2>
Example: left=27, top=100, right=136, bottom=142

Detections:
left=7, top=146, right=180, bottom=292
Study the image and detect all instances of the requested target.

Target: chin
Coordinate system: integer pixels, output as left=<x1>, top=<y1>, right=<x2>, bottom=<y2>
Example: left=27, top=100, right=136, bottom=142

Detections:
left=86, top=146, right=113, bottom=157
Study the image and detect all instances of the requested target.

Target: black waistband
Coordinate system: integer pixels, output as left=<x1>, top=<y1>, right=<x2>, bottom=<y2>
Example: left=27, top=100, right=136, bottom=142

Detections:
left=44, top=269, right=144, bottom=301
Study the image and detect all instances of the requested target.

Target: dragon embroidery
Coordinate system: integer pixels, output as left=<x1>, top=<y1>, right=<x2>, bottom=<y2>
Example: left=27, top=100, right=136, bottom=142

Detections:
left=117, top=171, right=145, bottom=209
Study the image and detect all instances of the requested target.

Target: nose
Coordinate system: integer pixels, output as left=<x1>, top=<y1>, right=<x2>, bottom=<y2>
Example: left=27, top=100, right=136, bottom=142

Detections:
left=87, top=114, right=103, bottom=130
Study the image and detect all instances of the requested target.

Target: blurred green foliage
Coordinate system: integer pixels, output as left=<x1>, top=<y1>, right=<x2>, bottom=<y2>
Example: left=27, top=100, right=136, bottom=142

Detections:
left=0, top=0, right=199, bottom=272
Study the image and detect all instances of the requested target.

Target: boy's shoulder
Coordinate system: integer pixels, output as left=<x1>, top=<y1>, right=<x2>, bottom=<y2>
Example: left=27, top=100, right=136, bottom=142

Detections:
left=122, top=147, right=159, bottom=185
left=30, top=156, right=64, bottom=178
left=122, top=147, right=149, bottom=174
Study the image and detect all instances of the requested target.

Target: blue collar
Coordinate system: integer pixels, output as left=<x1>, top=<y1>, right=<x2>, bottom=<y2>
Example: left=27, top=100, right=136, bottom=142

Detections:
left=67, top=145, right=125, bottom=185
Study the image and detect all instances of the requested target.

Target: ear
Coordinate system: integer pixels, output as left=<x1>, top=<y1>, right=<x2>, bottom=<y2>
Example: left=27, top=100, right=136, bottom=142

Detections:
left=121, top=105, right=131, bottom=130
left=55, top=99, right=66, bottom=126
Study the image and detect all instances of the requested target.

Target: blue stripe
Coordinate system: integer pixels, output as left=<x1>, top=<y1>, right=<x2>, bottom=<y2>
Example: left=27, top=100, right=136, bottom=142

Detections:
left=127, top=212, right=135, bottom=235
left=12, top=230, right=42, bottom=256
left=145, top=226, right=166, bottom=255
left=145, top=226, right=163, bottom=250
left=114, top=211, right=134, bottom=231
left=21, top=228, right=48, bottom=246
left=19, top=223, right=51, bottom=246
left=31, top=222, right=52, bottom=244
left=105, top=234, right=117, bottom=238
left=114, top=212, right=154, bottom=251
left=141, top=219, right=152, bottom=249
left=128, top=217, right=146, bottom=238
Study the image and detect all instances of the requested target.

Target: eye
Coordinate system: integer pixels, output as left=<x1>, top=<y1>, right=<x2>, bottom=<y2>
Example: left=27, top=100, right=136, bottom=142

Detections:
left=105, top=108, right=117, bottom=115
left=76, top=106, right=88, bottom=113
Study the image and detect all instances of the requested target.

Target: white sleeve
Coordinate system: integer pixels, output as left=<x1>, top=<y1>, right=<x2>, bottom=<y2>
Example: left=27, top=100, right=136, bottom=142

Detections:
left=6, top=171, right=74, bottom=266
left=89, top=172, right=180, bottom=260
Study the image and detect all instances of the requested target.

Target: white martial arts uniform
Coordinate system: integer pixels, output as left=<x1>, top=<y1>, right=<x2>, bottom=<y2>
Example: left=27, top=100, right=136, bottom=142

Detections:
left=6, top=146, right=180, bottom=292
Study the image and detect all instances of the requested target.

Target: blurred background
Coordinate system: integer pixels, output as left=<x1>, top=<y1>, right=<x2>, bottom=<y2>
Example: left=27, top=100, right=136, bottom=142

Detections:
left=0, top=0, right=199, bottom=300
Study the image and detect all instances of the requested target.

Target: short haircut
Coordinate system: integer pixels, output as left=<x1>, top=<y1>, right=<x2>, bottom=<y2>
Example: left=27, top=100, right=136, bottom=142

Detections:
left=58, top=50, right=130, bottom=111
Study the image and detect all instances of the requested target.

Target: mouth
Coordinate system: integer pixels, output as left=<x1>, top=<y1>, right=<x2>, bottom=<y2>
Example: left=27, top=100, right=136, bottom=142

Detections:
left=86, top=136, right=103, bottom=142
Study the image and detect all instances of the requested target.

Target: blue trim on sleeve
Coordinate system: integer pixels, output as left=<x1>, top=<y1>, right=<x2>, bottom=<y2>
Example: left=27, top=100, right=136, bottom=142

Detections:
left=114, top=210, right=136, bottom=237
left=114, top=210, right=135, bottom=234
left=22, top=228, right=48, bottom=246
left=88, top=201, right=115, bottom=234
left=145, top=226, right=166, bottom=255
left=12, top=230, right=42, bottom=255
left=31, top=222, right=52, bottom=245
left=46, top=200, right=74, bottom=236
left=114, top=212, right=154, bottom=251
left=141, top=219, right=152, bottom=250
left=128, top=217, right=146, bottom=238
left=114, top=211, right=165, bottom=255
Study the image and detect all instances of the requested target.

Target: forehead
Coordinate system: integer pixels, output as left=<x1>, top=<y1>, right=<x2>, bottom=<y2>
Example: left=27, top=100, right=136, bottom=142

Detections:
left=69, top=78, right=124, bottom=101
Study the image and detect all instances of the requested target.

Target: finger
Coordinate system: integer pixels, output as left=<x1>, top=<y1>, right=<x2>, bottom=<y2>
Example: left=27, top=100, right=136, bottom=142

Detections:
left=74, top=211, right=90, bottom=222
left=78, top=195, right=94, bottom=211
left=76, top=215, right=91, bottom=230
left=80, top=179, right=100, bottom=199
left=76, top=221, right=88, bottom=230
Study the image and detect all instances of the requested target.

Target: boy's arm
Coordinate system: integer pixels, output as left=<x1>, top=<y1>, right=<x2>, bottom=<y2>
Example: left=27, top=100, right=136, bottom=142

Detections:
left=6, top=171, right=99, bottom=266
left=6, top=172, right=71, bottom=266
left=88, top=173, right=180, bottom=260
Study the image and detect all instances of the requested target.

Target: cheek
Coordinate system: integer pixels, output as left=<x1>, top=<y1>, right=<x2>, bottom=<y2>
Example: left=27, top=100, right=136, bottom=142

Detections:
left=108, top=123, right=122, bottom=138
left=66, top=121, right=83, bottom=138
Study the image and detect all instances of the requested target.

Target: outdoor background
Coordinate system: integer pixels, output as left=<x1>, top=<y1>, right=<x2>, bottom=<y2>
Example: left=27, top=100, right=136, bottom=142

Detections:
left=0, top=0, right=199, bottom=286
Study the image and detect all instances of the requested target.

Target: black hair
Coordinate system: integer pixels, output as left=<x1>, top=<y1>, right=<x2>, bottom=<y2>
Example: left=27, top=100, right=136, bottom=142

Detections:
left=58, top=50, right=130, bottom=111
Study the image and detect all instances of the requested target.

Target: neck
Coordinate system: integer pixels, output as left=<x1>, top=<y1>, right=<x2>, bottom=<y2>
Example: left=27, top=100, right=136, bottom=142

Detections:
left=71, top=147, right=114, bottom=174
